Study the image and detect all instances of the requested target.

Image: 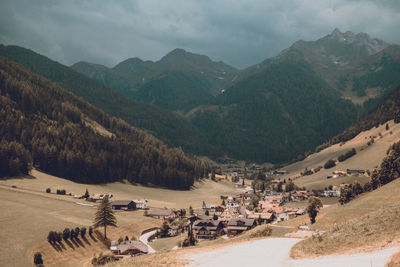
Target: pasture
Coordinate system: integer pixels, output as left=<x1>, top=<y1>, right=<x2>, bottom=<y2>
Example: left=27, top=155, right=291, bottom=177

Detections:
left=0, top=170, right=242, bottom=267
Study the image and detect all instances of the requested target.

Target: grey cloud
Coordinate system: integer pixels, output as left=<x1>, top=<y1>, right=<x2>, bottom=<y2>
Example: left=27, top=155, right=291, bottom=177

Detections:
left=0, top=0, right=399, bottom=69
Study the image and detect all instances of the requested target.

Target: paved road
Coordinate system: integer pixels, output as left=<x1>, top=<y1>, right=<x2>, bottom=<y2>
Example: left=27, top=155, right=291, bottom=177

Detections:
left=185, top=238, right=398, bottom=267
left=139, top=230, right=157, bottom=254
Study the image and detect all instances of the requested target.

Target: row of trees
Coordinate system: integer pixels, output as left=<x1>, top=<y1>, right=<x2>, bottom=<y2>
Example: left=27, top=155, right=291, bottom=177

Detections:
left=0, top=56, right=209, bottom=189
left=47, top=226, right=92, bottom=243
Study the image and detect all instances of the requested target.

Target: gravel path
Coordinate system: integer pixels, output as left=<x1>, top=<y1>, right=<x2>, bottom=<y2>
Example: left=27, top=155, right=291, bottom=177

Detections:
left=185, top=238, right=398, bottom=267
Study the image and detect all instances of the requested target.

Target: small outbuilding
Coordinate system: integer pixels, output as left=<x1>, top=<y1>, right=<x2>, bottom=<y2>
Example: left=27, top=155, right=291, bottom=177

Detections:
left=112, top=200, right=136, bottom=210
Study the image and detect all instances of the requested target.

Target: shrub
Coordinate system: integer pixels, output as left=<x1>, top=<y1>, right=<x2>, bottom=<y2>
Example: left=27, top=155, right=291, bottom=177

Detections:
left=337, top=148, right=356, bottom=162
left=324, top=159, right=336, bottom=169
left=46, top=188, right=51, bottom=193
left=249, top=226, right=272, bottom=238
left=56, top=189, right=66, bottom=195
left=34, top=252, right=43, bottom=265
left=91, top=253, right=118, bottom=266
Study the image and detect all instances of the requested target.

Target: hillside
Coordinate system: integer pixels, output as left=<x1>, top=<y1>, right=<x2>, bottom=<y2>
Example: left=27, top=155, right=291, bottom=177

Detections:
left=0, top=169, right=241, bottom=267
left=319, top=84, right=400, bottom=151
left=71, top=30, right=400, bottom=164
left=0, top=44, right=219, bottom=157
left=280, top=120, right=400, bottom=190
left=189, top=61, right=359, bottom=163
left=288, top=140, right=400, bottom=258
left=0, top=55, right=208, bottom=189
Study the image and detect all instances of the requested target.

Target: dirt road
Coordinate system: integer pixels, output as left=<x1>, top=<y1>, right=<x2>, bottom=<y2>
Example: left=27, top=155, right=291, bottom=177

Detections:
left=185, top=238, right=398, bottom=267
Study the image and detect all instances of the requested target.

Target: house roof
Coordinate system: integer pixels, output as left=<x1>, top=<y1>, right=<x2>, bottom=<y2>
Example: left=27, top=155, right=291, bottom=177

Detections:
left=114, top=240, right=148, bottom=254
left=227, top=226, right=248, bottom=231
left=133, top=199, right=147, bottom=204
left=247, top=212, right=273, bottom=220
left=194, top=220, right=221, bottom=227
left=149, top=208, right=175, bottom=217
left=227, top=218, right=255, bottom=227
left=112, top=200, right=134, bottom=206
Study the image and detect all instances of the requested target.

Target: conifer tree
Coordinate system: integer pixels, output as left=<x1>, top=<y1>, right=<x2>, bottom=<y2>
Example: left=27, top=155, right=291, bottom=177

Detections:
left=93, top=196, right=117, bottom=240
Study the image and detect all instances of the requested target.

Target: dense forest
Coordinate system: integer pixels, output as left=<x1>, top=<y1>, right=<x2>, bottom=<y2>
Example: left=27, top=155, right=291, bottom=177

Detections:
left=0, top=44, right=220, bottom=158
left=0, top=56, right=208, bottom=189
left=189, top=61, right=359, bottom=163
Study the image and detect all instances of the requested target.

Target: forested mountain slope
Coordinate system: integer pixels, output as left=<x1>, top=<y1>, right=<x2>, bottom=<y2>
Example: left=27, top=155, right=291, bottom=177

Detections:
left=0, top=56, right=208, bottom=189
left=0, top=44, right=219, bottom=157
left=319, top=84, right=400, bottom=150
left=188, top=61, right=359, bottom=163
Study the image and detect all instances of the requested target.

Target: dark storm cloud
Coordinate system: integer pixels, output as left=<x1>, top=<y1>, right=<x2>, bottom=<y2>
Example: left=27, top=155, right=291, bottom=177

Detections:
left=0, top=0, right=399, bottom=69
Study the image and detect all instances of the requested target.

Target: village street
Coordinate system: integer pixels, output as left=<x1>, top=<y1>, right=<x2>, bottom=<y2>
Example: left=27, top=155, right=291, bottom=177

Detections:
left=184, top=238, right=399, bottom=267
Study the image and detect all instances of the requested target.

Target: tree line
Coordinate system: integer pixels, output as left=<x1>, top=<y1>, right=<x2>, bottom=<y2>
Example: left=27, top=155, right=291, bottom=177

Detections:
left=0, top=56, right=209, bottom=189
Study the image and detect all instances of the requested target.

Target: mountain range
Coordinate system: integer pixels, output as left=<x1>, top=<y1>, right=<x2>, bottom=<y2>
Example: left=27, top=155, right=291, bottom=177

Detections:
left=2, top=28, right=400, bottom=163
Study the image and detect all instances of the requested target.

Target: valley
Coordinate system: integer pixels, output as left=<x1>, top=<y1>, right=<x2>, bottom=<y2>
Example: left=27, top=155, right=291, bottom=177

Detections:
left=1, top=14, right=400, bottom=267
left=0, top=170, right=243, bottom=267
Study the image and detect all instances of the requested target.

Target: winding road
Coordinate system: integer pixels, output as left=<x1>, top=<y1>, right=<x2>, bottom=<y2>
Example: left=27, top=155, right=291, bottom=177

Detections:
left=139, top=230, right=157, bottom=254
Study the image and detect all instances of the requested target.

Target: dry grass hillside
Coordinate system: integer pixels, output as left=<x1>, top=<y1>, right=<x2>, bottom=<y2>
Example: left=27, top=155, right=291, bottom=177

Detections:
left=281, top=120, right=400, bottom=189
left=0, top=170, right=242, bottom=267
left=285, top=177, right=400, bottom=258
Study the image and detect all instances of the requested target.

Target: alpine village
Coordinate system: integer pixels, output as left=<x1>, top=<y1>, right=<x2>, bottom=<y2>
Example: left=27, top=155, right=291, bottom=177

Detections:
left=1, top=2, right=400, bottom=267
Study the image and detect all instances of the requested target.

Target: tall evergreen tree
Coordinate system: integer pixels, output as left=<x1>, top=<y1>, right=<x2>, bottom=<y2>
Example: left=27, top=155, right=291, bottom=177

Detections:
left=93, top=196, right=117, bottom=240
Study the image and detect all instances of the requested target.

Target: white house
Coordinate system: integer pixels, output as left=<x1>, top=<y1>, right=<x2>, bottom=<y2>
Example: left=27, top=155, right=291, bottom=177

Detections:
left=133, top=199, right=147, bottom=209
left=226, top=202, right=240, bottom=208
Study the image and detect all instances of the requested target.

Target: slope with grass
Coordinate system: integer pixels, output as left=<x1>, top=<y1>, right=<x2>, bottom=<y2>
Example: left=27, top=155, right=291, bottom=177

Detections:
left=289, top=177, right=400, bottom=258
left=282, top=141, right=400, bottom=257
left=0, top=169, right=243, bottom=267
left=280, top=120, right=400, bottom=190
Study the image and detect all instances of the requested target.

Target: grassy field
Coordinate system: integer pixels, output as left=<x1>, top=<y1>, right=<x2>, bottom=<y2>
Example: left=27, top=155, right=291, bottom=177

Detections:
left=280, top=120, right=400, bottom=190
left=0, top=170, right=243, bottom=267
left=286, top=178, right=400, bottom=258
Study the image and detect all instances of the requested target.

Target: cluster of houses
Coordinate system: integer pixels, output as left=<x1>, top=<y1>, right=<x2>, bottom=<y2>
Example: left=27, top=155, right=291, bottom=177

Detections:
left=328, top=168, right=366, bottom=179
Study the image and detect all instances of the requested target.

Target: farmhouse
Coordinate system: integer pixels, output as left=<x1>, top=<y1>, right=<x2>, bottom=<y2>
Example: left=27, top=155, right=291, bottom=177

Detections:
left=264, top=195, right=284, bottom=205
left=275, top=209, right=289, bottom=222
left=110, top=240, right=148, bottom=256
left=193, top=220, right=224, bottom=239
left=89, top=193, right=113, bottom=202
left=133, top=199, right=147, bottom=209
left=291, top=191, right=310, bottom=202
left=247, top=212, right=274, bottom=224
left=226, top=202, right=240, bottom=208
left=324, top=190, right=340, bottom=197
left=148, top=208, right=177, bottom=219
left=202, top=202, right=216, bottom=211
left=111, top=200, right=136, bottom=210
left=347, top=168, right=365, bottom=176
left=227, top=218, right=256, bottom=236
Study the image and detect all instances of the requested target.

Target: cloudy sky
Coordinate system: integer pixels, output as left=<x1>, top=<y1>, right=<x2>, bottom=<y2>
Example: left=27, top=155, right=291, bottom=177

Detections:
left=1, top=0, right=399, bottom=69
